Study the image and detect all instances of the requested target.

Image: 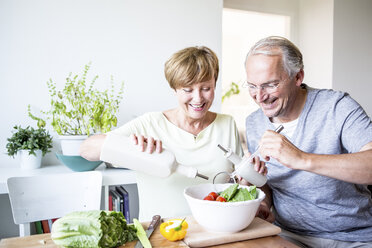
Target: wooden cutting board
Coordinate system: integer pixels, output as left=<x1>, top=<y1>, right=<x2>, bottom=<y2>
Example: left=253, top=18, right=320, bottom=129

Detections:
left=183, top=216, right=281, bottom=248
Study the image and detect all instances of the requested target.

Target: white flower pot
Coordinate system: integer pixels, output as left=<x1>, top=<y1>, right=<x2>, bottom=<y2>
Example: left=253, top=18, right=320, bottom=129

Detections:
left=59, top=135, right=88, bottom=156
left=20, top=150, right=42, bottom=170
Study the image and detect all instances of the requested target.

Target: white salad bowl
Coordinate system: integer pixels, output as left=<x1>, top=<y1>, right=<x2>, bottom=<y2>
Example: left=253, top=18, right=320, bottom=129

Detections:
left=184, top=183, right=265, bottom=233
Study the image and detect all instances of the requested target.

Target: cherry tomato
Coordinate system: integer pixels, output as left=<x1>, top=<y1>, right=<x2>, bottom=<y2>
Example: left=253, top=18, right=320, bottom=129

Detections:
left=216, top=196, right=227, bottom=202
left=203, top=195, right=215, bottom=201
left=208, top=192, right=219, bottom=200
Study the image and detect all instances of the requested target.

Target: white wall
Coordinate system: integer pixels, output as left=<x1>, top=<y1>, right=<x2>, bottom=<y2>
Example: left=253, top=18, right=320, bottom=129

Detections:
left=224, top=0, right=300, bottom=43
left=0, top=0, right=223, bottom=238
left=298, top=0, right=333, bottom=90
left=0, top=0, right=223, bottom=168
left=333, top=0, right=372, bottom=117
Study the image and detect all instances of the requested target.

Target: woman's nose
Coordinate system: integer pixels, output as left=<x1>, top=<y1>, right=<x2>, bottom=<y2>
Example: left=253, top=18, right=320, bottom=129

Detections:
left=192, top=90, right=203, bottom=100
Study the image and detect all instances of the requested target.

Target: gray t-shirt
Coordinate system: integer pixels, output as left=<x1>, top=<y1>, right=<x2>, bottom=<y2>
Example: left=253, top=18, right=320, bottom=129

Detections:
left=245, top=85, right=372, bottom=242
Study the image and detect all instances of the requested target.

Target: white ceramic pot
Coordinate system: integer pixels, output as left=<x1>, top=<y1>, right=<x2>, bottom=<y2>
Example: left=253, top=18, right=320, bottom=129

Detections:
left=59, top=135, right=88, bottom=156
left=20, top=150, right=42, bottom=170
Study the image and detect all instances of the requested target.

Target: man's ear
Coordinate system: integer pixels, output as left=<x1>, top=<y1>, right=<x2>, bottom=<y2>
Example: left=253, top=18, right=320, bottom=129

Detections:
left=295, top=69, right=304, bottom=86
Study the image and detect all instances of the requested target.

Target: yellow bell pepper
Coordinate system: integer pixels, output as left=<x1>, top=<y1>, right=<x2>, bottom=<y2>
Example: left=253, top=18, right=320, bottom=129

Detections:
left=160, top=218, right=188, bottom=241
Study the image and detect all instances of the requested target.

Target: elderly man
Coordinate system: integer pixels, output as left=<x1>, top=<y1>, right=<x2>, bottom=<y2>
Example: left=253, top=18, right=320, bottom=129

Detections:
left=245, top=36, right=372, bottom=247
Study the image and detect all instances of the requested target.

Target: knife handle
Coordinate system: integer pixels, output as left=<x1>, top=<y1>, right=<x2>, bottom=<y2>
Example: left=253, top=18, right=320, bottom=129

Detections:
left=148, top=215, right=161, bottom=230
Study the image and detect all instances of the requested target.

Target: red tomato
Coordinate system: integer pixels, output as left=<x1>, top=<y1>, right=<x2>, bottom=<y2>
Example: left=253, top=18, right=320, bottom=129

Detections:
left=216, top=196, right=227, bottom=202
left=203, top=195, right=215, bottom=201
left=208, top=192, right=219, bottom=200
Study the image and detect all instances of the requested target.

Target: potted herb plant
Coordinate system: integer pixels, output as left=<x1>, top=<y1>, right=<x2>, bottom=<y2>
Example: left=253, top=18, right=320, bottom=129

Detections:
left=222, top=82, right=240, bottom=102
left=29, top=63, right=124, bottom=156
left=6, top=125, right=53, bottom=170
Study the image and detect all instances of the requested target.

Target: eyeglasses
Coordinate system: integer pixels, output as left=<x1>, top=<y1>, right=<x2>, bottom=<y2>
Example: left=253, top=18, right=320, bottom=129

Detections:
left=242, top=81, right=281, bottom=94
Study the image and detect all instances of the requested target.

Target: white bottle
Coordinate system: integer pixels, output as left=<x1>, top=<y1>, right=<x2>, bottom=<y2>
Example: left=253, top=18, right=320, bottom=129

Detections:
left=218, top=145, right=267, bottom=187
left=99, top=133, right=208, bottom=180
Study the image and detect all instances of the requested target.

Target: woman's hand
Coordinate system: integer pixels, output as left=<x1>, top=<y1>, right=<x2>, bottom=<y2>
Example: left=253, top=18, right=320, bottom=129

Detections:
left=237, top=155, right=267, bottom=185
left=130, top=134, right=163, bottom=154
left=80, top=134, right=107, bottom=161
left=251, top=155, right=268, bottom=175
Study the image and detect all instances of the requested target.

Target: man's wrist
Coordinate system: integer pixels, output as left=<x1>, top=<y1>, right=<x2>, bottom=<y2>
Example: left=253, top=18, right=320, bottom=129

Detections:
left=261, top=200, right=270, bottom=208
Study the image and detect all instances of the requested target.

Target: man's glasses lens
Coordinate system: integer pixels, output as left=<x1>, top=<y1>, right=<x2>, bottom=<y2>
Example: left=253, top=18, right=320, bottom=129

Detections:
left=242, top=82, right=280, bottom=93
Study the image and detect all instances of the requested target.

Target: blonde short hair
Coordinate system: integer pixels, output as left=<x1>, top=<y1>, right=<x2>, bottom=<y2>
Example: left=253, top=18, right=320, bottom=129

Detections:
left=164, top=46, right=219, bottom=90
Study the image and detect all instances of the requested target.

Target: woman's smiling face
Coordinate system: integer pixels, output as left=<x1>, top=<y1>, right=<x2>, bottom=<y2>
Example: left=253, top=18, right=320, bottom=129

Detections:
left=175, top=79, right=215, bottom=120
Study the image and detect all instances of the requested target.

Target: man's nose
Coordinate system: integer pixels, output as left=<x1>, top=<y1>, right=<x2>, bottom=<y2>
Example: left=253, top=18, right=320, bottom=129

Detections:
left=255, top=89, right=267, bottom=102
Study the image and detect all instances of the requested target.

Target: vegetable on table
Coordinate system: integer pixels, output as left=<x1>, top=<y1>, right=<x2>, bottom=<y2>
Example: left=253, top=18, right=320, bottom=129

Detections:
left=133, top=218, right=152, bottom=248
left=160, top=218, right=188, bottom=241
left=51, top=210, right=137, bottom=248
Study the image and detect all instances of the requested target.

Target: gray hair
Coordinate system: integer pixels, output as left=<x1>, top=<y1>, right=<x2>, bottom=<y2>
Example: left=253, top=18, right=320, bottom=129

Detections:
left=245, top=36, right=304, bottom=78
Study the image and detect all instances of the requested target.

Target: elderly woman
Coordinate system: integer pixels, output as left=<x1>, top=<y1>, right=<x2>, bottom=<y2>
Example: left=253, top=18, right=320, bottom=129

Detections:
left=80, top=46, right=262, bottom=221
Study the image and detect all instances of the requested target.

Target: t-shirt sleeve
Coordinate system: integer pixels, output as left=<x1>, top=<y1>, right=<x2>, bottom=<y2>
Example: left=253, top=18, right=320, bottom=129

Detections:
left=336, top=95, right=372, bottom=152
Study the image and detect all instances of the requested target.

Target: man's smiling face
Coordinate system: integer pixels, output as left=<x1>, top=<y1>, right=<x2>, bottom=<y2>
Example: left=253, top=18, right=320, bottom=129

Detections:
left=245, top=54, right=298, bottom=120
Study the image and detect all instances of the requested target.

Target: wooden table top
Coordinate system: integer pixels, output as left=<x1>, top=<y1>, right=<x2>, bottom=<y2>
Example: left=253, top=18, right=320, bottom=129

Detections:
left=0, top=233, right=298, bottom=248
left=0, top=217, right=299, bottom=248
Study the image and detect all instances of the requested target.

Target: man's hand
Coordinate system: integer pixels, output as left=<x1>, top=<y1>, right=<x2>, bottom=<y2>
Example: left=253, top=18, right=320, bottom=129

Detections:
left=259, top=130, right=307, bottom=170
left=256, top=201, right=275, bottom=223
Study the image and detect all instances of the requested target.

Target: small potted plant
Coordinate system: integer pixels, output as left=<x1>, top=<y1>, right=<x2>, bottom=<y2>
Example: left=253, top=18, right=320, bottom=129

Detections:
left=29, top=63, right=124, bottom=156
left=6, top=124, right=53, bottom=170
left=222, top=82, right=240, bottom=102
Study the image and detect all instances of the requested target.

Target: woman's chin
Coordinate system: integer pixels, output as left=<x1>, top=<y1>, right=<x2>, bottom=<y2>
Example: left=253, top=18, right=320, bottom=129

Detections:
left=187, top=110, right=208, bottom=119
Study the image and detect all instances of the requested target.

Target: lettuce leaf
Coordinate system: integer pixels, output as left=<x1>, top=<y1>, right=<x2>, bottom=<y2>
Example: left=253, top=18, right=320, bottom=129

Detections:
left=229, top=185, right=257, bottom=202
left=220, top=184, right=258, bottom=202
left=51, top=210, right=137, bottom=248
left=220, top=183, right=239, bottom=201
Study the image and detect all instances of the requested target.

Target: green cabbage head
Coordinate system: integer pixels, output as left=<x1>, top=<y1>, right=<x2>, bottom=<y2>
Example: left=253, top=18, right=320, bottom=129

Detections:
left=51, top=210, right=137, bottom=248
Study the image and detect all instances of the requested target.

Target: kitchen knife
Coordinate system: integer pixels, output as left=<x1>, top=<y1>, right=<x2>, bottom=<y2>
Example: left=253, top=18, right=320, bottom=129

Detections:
left=134, top=215, right=161, bottom=248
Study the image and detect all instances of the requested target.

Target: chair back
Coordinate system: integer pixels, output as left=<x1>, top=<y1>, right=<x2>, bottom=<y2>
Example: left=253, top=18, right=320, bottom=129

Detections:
left=7, top=171, right=102, bottom=236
